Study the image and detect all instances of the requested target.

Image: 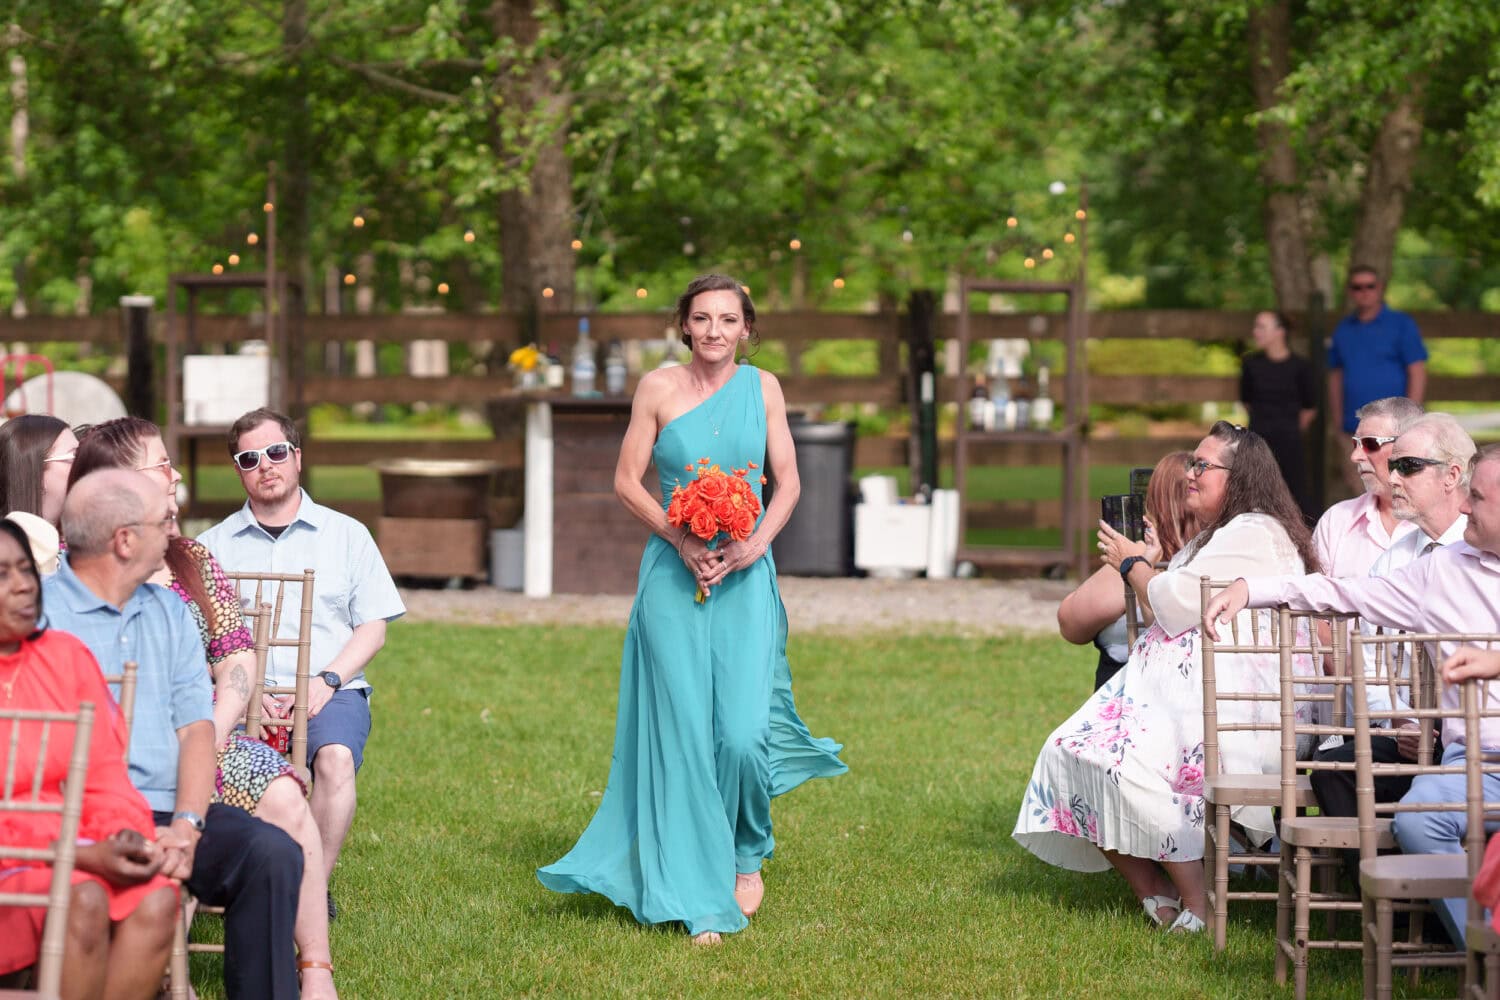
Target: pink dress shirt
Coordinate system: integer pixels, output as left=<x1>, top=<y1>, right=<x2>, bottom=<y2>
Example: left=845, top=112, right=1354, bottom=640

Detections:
left=1312, top=493, right=1417, bottom=578
left=1245, top=541, right=1500, bottom=749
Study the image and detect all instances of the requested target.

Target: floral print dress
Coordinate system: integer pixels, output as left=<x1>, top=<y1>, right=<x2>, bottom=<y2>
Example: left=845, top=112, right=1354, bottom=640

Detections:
left=1013, top=513, right=1309, bottom=871
left=168, top=538, right=306, bottom=811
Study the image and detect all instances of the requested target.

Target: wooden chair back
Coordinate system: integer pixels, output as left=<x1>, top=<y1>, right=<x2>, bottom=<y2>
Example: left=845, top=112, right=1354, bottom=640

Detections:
left=227, top=571, right=314, bottom=777
left=0, top=703, right=96, bottom=999
left=99, top=660, right=139, bottom=747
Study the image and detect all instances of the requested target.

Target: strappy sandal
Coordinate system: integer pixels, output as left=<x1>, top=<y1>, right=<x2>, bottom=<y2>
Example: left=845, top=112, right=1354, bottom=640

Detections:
left=297, top=959, right=337, bottom=999
left=1167, top=909, right=1206, bottom=934
left=1141, top=894, right=1181, bottom=927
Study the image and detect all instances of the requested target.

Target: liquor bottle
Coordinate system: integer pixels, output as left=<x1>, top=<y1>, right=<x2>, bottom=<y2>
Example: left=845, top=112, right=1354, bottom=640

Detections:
left=968, top=374, right=989, bottom=431
left=571, top=317, right=596, bottom=396
left=1032, top=365, right=1055, bottom=430
left=604, top=339, right=628, bottom=395
left=990, top=369, right=1012, bottom=431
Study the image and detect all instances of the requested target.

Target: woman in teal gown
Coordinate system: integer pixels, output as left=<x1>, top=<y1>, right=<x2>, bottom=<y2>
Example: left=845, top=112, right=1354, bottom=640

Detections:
left=537, top=274, right=847, bottom=944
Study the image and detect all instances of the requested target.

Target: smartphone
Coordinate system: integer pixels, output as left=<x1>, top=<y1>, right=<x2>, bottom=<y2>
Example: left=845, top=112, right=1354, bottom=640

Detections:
left=1130, top=467, right=1154, bottom=496
left=1101, top=494, right=1146, bottom=542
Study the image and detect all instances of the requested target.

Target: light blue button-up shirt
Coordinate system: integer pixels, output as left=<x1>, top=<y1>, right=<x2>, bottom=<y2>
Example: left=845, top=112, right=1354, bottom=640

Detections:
left=197, top=489, right=405, bottom=691
left=43, top=560, right=214, bottom=812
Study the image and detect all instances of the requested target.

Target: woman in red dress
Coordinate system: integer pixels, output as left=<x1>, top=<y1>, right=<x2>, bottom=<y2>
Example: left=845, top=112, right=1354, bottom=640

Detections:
left=0, top=519, right=178, bottom=998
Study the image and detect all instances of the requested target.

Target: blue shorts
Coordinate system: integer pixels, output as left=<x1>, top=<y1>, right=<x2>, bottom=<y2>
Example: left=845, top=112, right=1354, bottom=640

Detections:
left=307, top=688, right=372, bottom=772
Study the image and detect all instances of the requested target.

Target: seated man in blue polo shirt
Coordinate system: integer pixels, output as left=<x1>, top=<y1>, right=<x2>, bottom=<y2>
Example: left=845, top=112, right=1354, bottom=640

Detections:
left=199, top=408, right=405, bottom=919
left=44, top=469, right=302, bottom=1000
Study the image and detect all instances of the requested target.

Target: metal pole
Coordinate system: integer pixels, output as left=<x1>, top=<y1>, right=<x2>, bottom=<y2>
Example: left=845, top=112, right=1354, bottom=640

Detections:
left=120, top=295, right=155, bottom=419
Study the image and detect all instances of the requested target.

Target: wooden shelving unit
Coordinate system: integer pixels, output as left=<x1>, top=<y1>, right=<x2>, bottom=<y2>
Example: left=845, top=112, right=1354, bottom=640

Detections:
left=952, top=277, right=1090, bottom=578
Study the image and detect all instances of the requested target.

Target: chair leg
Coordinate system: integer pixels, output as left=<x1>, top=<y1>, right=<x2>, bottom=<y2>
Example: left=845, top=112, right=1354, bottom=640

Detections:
left=1318, top=852, right=1338, bottom=940
left=1375, top=897, right=1394, bottom=1000
left=1275, top=835, right=1294, bottom=985
left=1294, top=845, right=1314, bottom=1000
left=1362, top=892, right=1377, bottom=1000
left=169, top=892, right=190, bottom=1000
left=1407, top=906, right=1426, bottom=988
left=1214, top=804, right=1231, bottom=952
left=1485, top=950, right=1499, bottom=1000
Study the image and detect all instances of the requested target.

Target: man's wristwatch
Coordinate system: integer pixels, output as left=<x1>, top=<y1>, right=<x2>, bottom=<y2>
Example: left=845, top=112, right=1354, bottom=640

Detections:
left=319, top=670, right=343, bottom=691
left=172, top=810, right=206, bottom=833
left=1118, top=555, right=1147, bottom=580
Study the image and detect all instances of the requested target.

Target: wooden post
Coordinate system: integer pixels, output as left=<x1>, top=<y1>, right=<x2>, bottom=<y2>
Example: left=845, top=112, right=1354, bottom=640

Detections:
left=1305, top=290, right=1328, bottom=511
left=119, top=295, right=154, bottom=419
left=904, top=290, right=938, bottom=495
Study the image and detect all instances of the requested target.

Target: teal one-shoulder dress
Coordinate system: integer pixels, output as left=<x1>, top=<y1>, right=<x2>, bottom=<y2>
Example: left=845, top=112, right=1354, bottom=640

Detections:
left=537, top=363, right=847, bottom=936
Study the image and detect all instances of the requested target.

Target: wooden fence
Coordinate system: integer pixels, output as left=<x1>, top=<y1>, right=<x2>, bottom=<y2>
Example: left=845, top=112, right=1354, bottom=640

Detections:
left=5, top=307, right=1499, bottom=529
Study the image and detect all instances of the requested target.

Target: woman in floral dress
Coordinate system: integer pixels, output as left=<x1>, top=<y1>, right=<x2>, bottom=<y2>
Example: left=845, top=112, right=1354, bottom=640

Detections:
left=1013, top=422, right=1319, bottom=932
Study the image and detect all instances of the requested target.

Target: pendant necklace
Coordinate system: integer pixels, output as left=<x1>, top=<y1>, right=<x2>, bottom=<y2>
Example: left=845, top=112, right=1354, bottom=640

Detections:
left=690, top=371, right=724, bottom=437
left=0, top=660, right=22, bottom=701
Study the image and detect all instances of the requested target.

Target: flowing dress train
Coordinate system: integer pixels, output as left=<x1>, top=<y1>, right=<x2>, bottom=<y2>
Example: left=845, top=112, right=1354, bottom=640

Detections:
left=537, top=363, right=847, bottom=936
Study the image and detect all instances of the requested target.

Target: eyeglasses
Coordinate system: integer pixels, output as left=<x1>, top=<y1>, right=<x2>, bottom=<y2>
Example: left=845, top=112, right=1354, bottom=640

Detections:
left=1187, top=458, right=1232, bottom=477
left=1353, top=435, right=1398, bottom=453
left=1388, top=456, right=1446, bottom=478
left=41, top=451, right=75, bottom=464
left=124, top=515, right=176, bottom=533
left=1349, top=281, right=1379, bottom=292
left=232, top=441, right=296, bottom=472
left=136, top=457, right=174, bottom=475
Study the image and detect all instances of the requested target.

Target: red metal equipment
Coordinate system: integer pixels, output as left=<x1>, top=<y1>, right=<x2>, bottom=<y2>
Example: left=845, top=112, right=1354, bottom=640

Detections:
left=0, top=354, right=56, bottom=417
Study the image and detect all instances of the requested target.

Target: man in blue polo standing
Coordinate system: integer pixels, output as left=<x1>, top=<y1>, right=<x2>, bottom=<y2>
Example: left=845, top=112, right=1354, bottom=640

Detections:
left=1328, top=266, right=1428, bottom=490
left=199, top=407, right=404, bottom=920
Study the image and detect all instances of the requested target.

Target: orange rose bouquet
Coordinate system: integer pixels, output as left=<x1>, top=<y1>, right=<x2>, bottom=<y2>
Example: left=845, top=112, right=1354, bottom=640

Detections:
left=667, top=457, right=765, bottom=602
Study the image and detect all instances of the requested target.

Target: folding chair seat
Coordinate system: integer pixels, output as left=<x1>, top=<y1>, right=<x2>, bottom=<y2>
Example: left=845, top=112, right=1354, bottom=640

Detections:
left=0, top=704, right=96, bottom=1000
left=1353, top=631, right=1500, bottom=1000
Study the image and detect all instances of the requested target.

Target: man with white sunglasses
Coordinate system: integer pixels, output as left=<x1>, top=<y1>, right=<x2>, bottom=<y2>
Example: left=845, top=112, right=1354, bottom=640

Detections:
left=199, top=408, right=404, bottom=920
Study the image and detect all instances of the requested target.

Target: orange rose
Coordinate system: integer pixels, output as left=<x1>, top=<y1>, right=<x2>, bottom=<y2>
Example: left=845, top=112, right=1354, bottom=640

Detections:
left=697, top=472, right=729, bottom=502
left=730, top=508, right=756, bottom=541
left=689, top=507, right=717, bottom=540
left=712, top=496, right=737, bottom=523
left=667, top=493, right=687, bottom=525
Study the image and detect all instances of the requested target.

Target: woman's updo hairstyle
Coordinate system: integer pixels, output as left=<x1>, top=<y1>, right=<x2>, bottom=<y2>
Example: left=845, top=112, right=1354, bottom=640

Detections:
left=674, top=274, right=759, bottom=352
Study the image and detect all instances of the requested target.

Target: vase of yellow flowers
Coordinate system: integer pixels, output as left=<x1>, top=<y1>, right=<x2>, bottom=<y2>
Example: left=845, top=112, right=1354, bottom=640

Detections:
left=509, top=344, right=543, bottom=389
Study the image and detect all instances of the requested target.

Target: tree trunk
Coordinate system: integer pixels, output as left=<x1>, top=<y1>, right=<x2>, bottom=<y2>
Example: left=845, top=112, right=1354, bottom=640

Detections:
left=490, top=0, right=575, bottom=316
left=8, top=35, right=28, bottom=318
left=280, top=0, right=312, bottom=299
left=1247, top=0, right=1316, bottom=311
left=1350, top=87, right=1425, bottom=283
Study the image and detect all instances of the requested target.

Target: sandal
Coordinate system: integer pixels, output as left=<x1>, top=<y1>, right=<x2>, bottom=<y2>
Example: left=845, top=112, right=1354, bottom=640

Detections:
left=1167, top=909, right=1206, bottom=934
left=1141, top=894, right=1180, bottom=927
left=297, top=959, right=337, bottom=1000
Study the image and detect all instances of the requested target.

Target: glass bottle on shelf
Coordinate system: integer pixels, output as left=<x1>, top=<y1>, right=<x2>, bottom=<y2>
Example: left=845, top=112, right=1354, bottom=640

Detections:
left=968, top=374, right=989, bottom=431
left=990, top=368, right=1012, bottom=431
left=656, top=326, right=682, bottom=369
left=1032, top=365, right=1055, bottom=430
left=571, top=317, right=596, bottom=396
left=604, top=338, right=628, bottom=395
left=544, top=342, right=565, bottom=390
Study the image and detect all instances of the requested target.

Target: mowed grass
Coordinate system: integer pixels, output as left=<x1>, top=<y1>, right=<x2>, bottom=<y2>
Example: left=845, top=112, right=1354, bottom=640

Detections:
left=188, top=623, right=1457, bottom=998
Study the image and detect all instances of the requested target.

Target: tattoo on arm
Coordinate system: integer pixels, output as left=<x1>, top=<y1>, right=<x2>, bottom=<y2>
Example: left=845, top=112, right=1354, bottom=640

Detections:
left=226, top=663, right=251, bottom=701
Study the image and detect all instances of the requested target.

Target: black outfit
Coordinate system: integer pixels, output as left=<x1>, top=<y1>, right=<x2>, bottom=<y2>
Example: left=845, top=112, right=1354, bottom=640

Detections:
left=1092, top=643, right=1126, bottom=692
left=1240, top=351, right=1318, bottom=520
left=1309, top=735, right=1420, bottom=885
left=155, top=804, right=303, bottom=1000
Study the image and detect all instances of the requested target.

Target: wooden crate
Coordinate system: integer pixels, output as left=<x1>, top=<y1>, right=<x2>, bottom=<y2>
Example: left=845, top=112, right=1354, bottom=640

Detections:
left=377, top=516, right=488, bottom=579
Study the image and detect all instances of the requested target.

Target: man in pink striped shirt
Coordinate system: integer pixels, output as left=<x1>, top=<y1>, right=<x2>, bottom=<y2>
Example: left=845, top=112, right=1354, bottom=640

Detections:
left=1204, top=442, right=1500, bottom=943
left=1311, top=396, right=1422, bottom=577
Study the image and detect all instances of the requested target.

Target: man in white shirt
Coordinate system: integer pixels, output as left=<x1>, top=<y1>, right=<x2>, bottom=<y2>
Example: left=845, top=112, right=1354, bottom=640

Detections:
left=1309, top=414, right=1475, bottom=843
left=1311, top=396, right=1423, bottom=578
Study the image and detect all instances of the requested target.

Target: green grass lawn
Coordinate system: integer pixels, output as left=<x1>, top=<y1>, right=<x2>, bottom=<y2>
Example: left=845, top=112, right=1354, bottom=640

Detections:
left=186, top=623, right=1457, bottom=998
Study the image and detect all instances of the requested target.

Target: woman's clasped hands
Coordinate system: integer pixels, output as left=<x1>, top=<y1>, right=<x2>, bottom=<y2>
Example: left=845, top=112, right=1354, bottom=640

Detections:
left=678, top=532, right=765, bottom=598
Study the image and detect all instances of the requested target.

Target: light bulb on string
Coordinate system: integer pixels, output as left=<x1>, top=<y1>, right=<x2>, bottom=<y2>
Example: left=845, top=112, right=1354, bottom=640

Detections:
left=1023, top=257, right=1036, bottom=269
left=570, top=238, right=582, bottom=251
left=1075, top=209, right=1087, bottom=220
left=463, top=227, right=476, bottom=243
left=437, top=282, right=450, bottom=295
left=1006, top=216, right=1018, bottom=228
left=1063, top=233, right=1076, bottom=244
left=542, top=286, right=555, bottom=299
left=741, top=285, right=751, bottom=296
left=246, top=232, right=259, bottom=246
left=833, top=277, right=845, bottom=289
left=900, top=229, right=913, bottom=244
left=343, top=273, right=356, bottom=286
left=1041, top=248, right=1054, bottom=260
left=227, top=253, right=241, bottom=266
left=789, top=236, right=802, bottom=251
left=1049, top=180, right=1067, bottom=195
left=635, top=287, right=648, bottom=299
left=211, top=263, right=224, bottom=275
left=263, top=202, right=274, bottom=213
left=352, top=213, right=365, bottom=228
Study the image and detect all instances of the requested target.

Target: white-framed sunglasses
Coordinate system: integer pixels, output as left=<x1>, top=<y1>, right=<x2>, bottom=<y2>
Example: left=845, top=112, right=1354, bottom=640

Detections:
left=42, top=451, right=76, bottom=464
left=232, top=440, right=297, bottom=472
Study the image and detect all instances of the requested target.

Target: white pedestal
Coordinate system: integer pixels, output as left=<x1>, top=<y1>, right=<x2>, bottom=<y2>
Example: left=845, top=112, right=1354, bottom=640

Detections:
left=523, top=402, right=553, bottom=597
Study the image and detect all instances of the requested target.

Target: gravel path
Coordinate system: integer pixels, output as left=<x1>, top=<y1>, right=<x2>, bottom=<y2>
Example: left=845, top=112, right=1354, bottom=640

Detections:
left=398, top=576, right=1073, bottom=638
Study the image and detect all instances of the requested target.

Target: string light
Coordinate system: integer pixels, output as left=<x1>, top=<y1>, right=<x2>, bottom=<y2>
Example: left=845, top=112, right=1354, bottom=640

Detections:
left=1063, top=233, right=1076, bottom=244
left=1006, top=217, right=1018, bottom=228
left=463, top=228, right=476, bottom=243
left=211, top=263, right=224, bottom=275
left=741, top=285, right=751, bottom=296
left=789, top=237, right=802, bottom=251
left=570, top=238, right=582, bottom=250
left=1049, top=180, right=1067, bottom=195
left=227, top=253, right=241, bottom=266
left=542, top=286, right=555, bottom=299
left=263, top=202, right=274, bottom=213
left=246, top=233, right=259, bottom=246
left=437, top=282, right=450, bottom=295
left=901, top=229, right=913, bottom=244
left=833, top=277, right=845, bottom=289
left=1075, top=209, right=1087, bottom=220
left=635, top=287, right=648, bottom=299
left=343, top=273, right=356, bottom=286
left=352, top=213, right=365, bottom=228
left=1041, top=248, right=1054, bottom=260
left=1023, top=257, right=1036, bottom=269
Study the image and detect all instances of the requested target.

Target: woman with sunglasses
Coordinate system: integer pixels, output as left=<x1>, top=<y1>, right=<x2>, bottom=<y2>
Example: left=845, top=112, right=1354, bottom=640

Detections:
left=68, top=418, right=338, bottom=1000
left=0, top=518, right=180, bottom=999
left=1015, top=422, right=1319, bottom=933
left=0, top=414, right=78, bottom=574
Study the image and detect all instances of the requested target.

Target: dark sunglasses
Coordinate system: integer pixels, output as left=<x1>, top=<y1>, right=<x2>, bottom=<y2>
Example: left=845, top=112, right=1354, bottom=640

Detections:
left=1388, top=456, right=1446, bottom=477
left=232, top=441, right=296, bottom=472
left=1352, top=435, right=1397, bottom=453
left=1349, top=281, right=1378, bottom=291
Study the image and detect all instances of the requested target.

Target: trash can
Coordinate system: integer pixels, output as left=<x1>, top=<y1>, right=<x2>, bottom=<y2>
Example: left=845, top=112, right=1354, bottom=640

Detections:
left=773, top=418, right=855, bottom=576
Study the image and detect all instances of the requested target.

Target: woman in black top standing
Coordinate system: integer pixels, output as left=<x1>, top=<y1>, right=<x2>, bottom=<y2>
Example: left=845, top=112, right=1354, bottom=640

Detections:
left=1240, top=310, right=1318, bottom=520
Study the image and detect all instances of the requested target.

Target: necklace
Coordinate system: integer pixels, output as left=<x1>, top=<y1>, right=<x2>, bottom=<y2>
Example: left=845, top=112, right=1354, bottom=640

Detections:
left=688, top=370, right=727, bottom=437
left=0, top=659, right=22, bottom=701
